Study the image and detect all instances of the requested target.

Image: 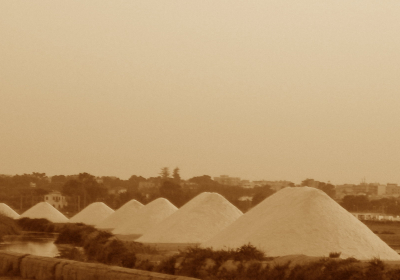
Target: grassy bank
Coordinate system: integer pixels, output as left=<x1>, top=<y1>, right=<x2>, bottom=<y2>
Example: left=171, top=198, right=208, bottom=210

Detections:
left=55, top=223, right=156, bottom=268
left=155, top=247, right=400, bottom=280
left=16, top=218, right=158, bottom=269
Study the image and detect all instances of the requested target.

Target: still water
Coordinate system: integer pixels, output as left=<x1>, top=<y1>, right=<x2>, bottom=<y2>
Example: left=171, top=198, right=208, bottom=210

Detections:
left=0, top=232, right=59, bottom=257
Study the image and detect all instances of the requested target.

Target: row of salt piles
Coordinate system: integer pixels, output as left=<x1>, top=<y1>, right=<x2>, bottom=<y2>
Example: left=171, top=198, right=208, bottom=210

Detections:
left=137, top=192, right=243, bottom=243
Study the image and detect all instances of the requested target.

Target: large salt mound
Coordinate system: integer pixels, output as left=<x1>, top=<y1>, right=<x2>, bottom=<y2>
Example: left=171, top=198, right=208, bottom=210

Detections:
left=69, top=202, right=114, bottom=226
left=112, top=198, right=178, bottom=236
left=20, top=202, right=68, bottom=223
left=0, top=203, right=20, bottom=219
left=137, top=192, right=243, bottom=243
left=202, top=187, right=400, bottom=260
left=96, top=199, right=144, bottom=230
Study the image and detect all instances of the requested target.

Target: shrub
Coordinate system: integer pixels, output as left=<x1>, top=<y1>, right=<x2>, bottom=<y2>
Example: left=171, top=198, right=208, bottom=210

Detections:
left=17, top=218, right=54, bottom=232
left=0, top=214, right=21, bottom=239
left=55, top=224, right=96, bottom=246
left=234, top=243, right=265, bottom=261
left=329, top=252, right=342, bottom=258
left=157, top=255, right=179, bottom=275
left=96, top=239, right=136, bottom=268
left=83, top=230, right=113, bottom=261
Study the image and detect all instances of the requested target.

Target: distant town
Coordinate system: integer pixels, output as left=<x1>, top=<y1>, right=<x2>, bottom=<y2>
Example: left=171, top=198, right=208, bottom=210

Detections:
left=0, top=169, right=399, bottom=219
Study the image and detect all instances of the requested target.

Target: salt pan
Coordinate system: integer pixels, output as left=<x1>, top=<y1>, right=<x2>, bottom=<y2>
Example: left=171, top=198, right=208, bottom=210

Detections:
left=138, top=192, right=242, bottom=243
left=202, top=187, right=400, bottom=260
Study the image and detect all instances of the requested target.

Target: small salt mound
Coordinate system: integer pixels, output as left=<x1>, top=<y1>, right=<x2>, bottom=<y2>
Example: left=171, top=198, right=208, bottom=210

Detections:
left=0, top=203, right=20, bottom=219
left=138, top=192, right=243, bottom=244
left=96, top=199, right=144, bottom=230
left=202, top=187, right=400, bottom=261
left=112, top=198, right=177, bottom=236
left=69, top=202, right=114, bottom=226
left=20, top=202, right=68, bottom=223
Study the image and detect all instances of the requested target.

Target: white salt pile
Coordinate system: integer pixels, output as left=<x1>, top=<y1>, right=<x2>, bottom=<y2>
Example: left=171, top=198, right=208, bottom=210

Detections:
left=202, top=187, right=400, bottom=260
left=0, top=203, right=20, bottom=219
left=69, top=202, right=114, bottom=226
left=137, top=192, right=243, bottom=244
left=96, top=199, right=144, bottom=230
left=19, top=202, right=69, bottom=223
left=112, top=198, right=178, bottom=236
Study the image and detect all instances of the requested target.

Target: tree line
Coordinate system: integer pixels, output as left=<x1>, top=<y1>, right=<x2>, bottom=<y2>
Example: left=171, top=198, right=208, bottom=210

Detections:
left=0, top=169, right=278, bottom=214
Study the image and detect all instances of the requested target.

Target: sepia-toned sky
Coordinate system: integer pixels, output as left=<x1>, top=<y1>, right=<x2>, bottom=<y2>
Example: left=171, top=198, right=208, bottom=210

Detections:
left=1, top=1, right=400, bottom=184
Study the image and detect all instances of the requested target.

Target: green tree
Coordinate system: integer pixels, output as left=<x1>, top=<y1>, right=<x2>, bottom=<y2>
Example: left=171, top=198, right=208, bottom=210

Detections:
left=318, top=182, right=336, bottom=198
left=62, top=173, right=107, bottom=209
left=341, top=195, right=370, bottom=212
left=159, top=181, right=183, bottom=207
left=172, top=167, right=181, bottom=183
left=160, top=167, right=170, bottom=181
left=252, top=185, right=275, bottom=207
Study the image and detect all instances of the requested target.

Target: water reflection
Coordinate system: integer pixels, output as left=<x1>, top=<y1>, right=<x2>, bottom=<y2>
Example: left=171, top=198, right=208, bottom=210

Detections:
left=0, top=232, right=59, bottom=257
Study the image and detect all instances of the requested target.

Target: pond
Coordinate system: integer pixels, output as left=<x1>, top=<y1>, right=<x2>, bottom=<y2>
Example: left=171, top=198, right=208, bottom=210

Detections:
left=0, top=232, right=60, bottom=257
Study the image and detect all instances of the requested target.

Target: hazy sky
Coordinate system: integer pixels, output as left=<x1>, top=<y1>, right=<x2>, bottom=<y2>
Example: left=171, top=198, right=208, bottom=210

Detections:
left=1, top=1, right=400, bottom=184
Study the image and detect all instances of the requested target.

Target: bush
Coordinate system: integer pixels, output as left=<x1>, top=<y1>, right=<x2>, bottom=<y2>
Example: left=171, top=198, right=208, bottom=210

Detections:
left=17, top=218, right=55, bottom=232
left=159, top=244, right=265, bottom=278
left=234, top=243, right=265, bottom=261
left=0, top=214, right=21, bottom=238
left=329, top=252, right=341, bottom=258
left=83, top=230, right=113, bottom=261
left=96, top=239, right=137, bottom=268
left=157, top=255, right=179, bottom=275
left=55, top=224, right=96, bottom=246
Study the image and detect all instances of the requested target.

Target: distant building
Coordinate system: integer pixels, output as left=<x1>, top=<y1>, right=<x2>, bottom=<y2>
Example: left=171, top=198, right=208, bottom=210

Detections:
left=213, top=175, right=241, bottom=186
left=253, top=180, right=292, bottom=192
left=108, top=188, right=127, bottom=195
left=335, top=184, right=355, bottom=199
left=240, top=180, right=255, bottom=188
left=377, top=185, right=387, bottom=196
left=138, top=181, right=159, bottom=190
left=386, top=184, right=400, bottom=197
left=44, top=191, right=67, bottom=209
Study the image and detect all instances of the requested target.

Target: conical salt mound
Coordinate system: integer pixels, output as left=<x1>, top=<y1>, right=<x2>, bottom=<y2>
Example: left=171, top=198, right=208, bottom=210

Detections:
left=20, top=202, right=68, bottom=223
left=0, top=203, right=20, bottom=219
left=202, top=187, right=400, bottom=260
left=138, top=192, right=243, bottom=244
left=96, top=199, right=144, bottom=230
left=112, top=198, right=178, bottom=236
left=69, top=202, right=114, bottom=226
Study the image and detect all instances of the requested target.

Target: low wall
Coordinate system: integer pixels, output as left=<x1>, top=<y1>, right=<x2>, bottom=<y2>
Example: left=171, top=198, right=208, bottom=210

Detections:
left=0, top=251, right=198, bottom=280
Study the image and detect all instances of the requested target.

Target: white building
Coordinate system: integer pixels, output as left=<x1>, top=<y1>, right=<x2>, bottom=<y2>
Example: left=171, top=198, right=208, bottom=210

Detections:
left=44, top=191, right=67, bottom=209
